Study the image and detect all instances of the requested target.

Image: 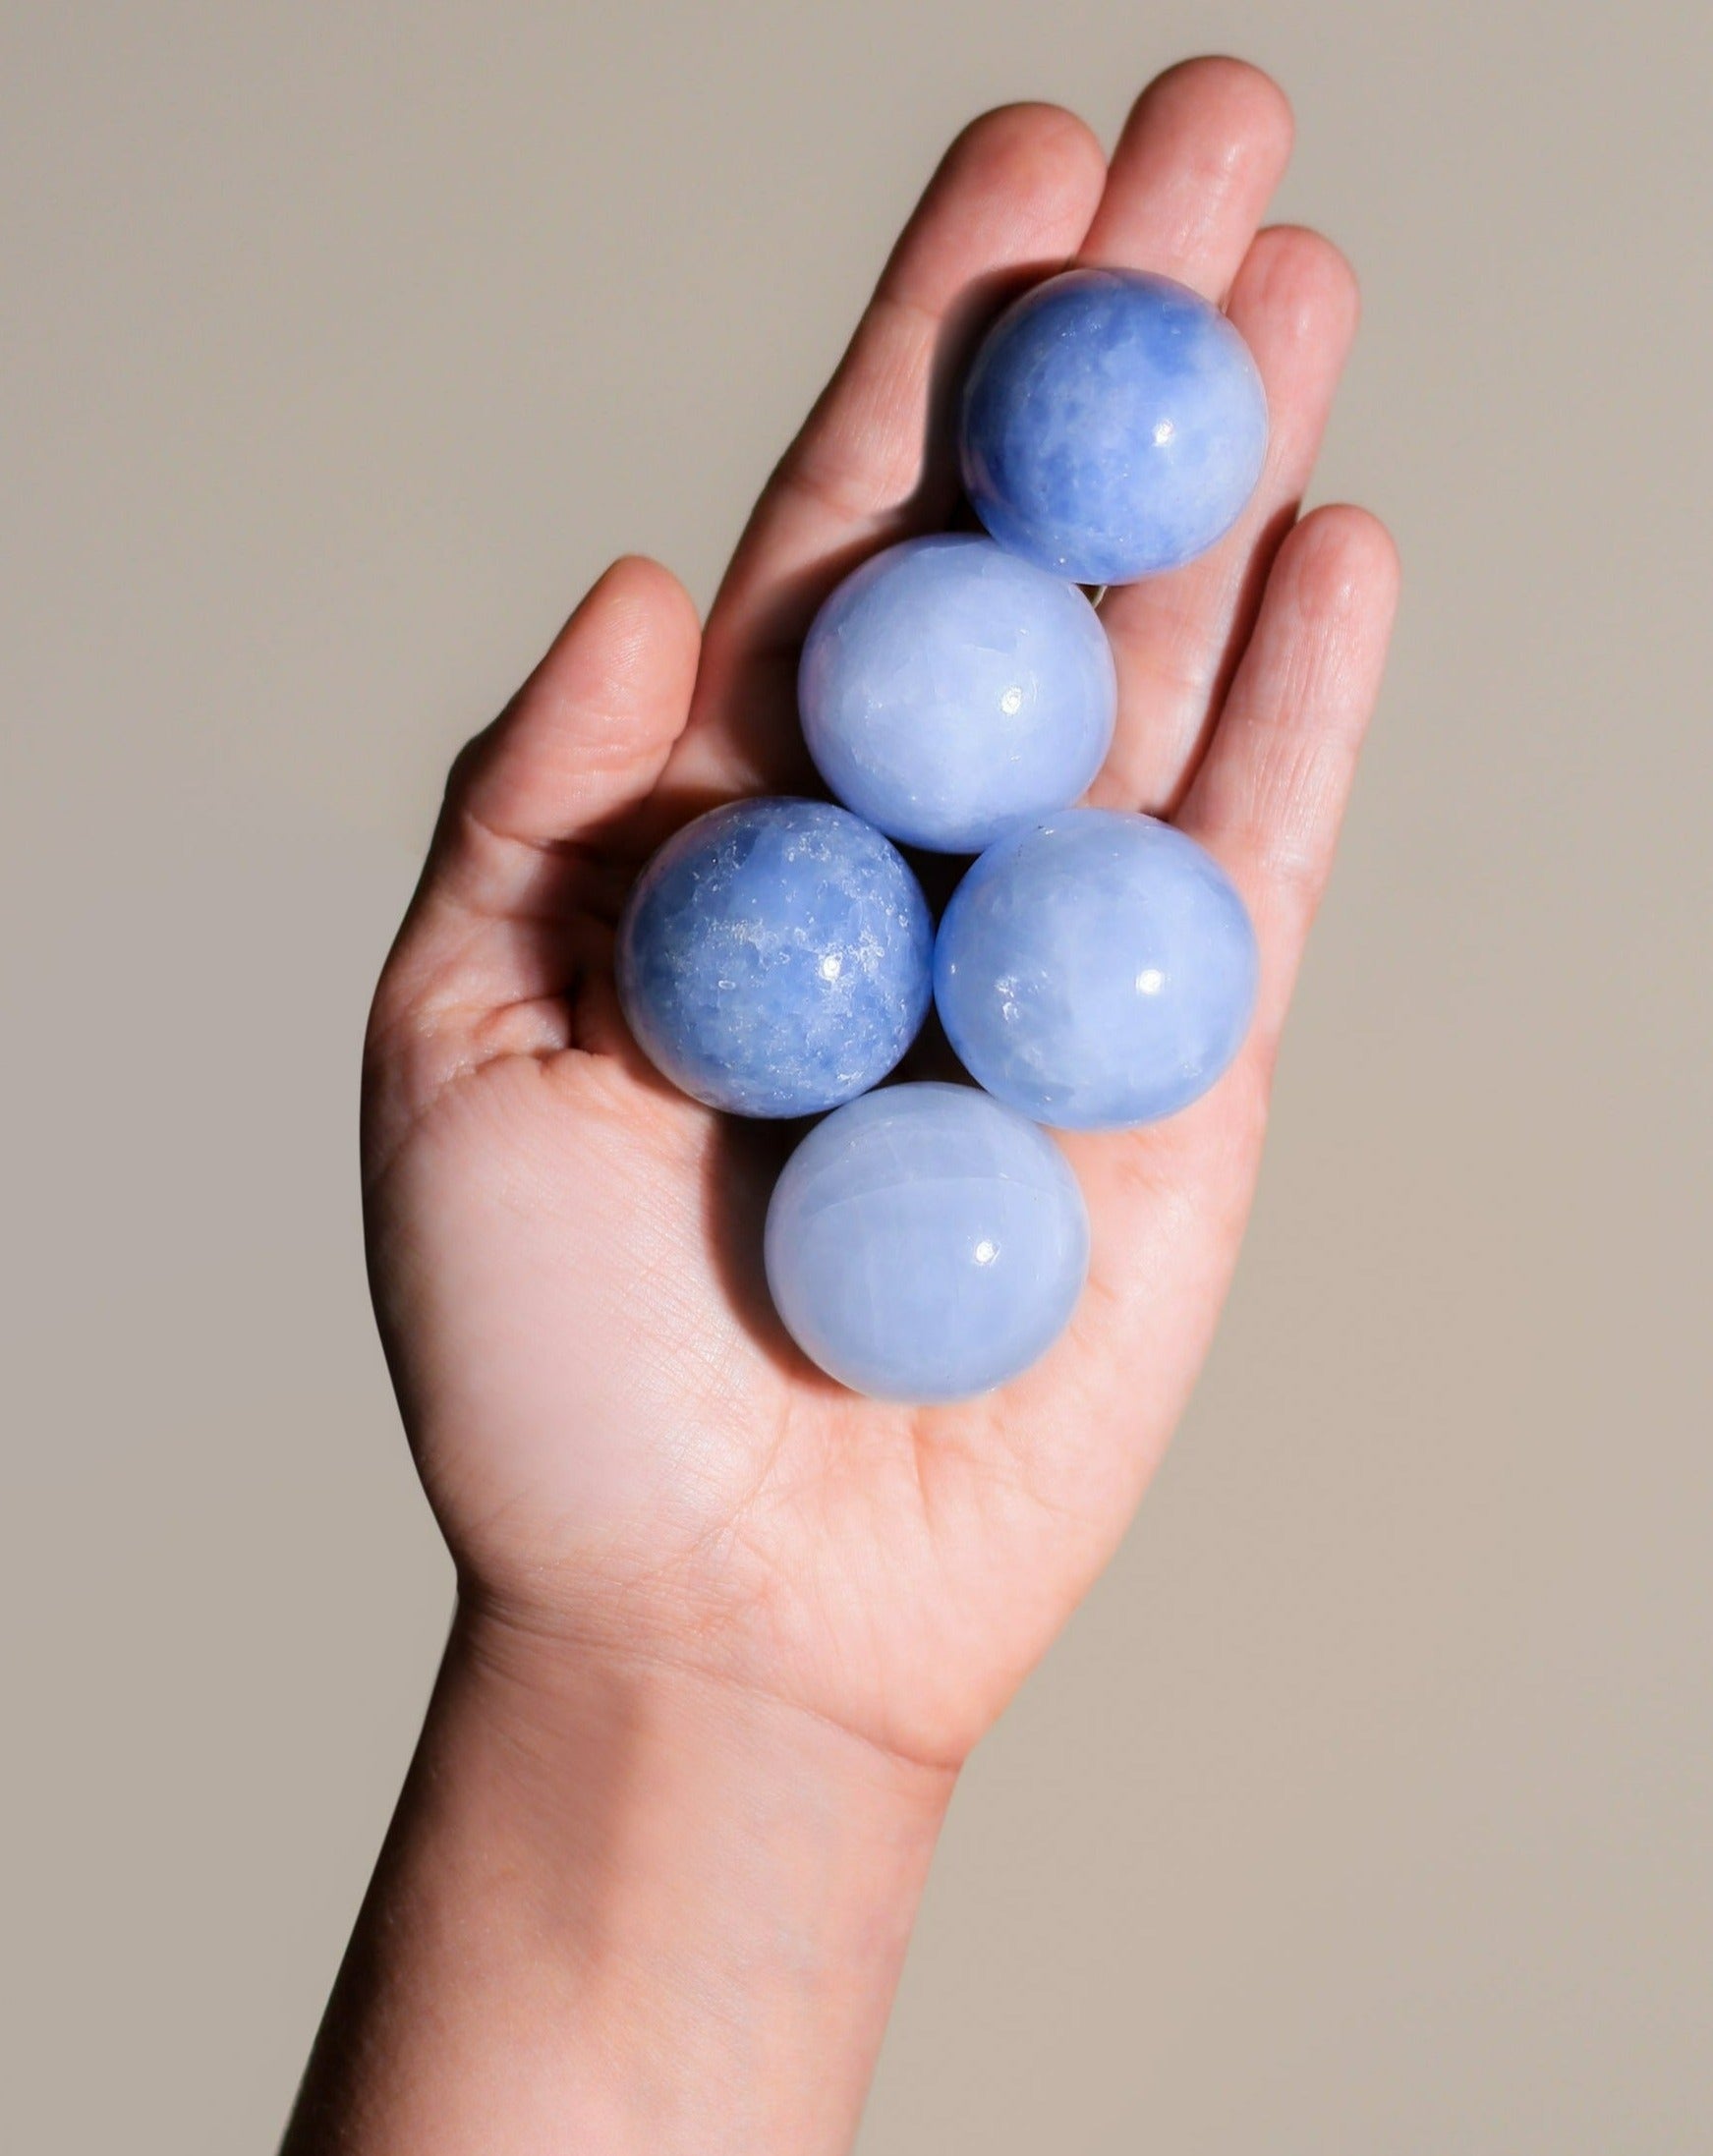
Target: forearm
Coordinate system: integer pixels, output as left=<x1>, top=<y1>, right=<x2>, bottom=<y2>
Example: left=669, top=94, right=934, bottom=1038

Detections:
left=282, top=1604, right=952, bottom=2154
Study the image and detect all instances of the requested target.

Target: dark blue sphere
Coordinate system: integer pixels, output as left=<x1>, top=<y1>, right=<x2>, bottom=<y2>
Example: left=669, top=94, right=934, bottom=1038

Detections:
left=959, top=267, right=1268, bottom=586
left=616, top=798, right=934, bottom=1118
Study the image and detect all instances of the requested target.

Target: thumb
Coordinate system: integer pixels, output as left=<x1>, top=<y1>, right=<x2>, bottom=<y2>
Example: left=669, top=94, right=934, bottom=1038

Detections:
left=371, top=555, right=700, bottom=1052
left=447, top=553, right=702, bottom=891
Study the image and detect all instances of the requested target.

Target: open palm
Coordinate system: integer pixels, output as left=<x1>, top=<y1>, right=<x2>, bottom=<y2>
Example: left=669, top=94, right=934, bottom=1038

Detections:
left=361, top=61, right=1399, bottom=1772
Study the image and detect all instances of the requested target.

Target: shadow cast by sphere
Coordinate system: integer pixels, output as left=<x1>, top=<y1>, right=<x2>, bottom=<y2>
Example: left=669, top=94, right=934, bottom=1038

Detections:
left=696, top=1107, right=848, bottom=1393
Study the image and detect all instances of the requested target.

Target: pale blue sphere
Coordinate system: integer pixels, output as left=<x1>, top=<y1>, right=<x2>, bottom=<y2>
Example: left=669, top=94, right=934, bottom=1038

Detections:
left=765, top=1082, right=1089, bottom=1401
left=798, top=535, right=1117, bottom=853
left=616, top=798, right=933, bottom=1117
left=935, top=810, right=1259, bottom=1130
left=959, top=267, right=1268, bottom=586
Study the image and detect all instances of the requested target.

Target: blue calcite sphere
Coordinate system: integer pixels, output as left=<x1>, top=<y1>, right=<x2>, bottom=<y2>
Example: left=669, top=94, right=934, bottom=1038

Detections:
left=935, top=810, right=1259, bottom=1130
left=765, top=1082, right=1089, bottom=1401
left=616, top=798, right=933, bottom=1117
left=798, top=535, right=1117, bottom=853
left=959, top=267, right=1268, bottom=586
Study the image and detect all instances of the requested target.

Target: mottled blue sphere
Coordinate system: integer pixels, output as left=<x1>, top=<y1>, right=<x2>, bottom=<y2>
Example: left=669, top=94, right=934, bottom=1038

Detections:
left=765, top=1082, right=1089, bottom=1401
left=959, top=267, right=1268, bottom=586
left=935, top=810, right=1259, bottom=1130
left=616, top=798, right=933, bottom=1117
left=798, top=535, right=1117, bottom=853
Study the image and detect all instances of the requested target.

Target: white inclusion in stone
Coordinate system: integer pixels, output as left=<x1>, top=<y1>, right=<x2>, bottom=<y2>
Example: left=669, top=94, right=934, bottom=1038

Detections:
left=999, top=685, right=1024, bottom=715
left=1152, top=419, right=1175, bottom=446
left=820, top=953, right=843, bottom=980
left=973, top=1238, right=999, bottom=1266
left=1136, top=966, right=1165, bottom=994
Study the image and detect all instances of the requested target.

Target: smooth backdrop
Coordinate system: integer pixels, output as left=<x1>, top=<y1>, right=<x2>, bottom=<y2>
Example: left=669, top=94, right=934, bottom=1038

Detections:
left=4, top=4, right=1709, bottom=2149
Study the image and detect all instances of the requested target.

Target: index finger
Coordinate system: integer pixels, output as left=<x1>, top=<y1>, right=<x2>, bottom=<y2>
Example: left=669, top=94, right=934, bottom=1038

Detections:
left=659, top=102, right=1107, bottom=810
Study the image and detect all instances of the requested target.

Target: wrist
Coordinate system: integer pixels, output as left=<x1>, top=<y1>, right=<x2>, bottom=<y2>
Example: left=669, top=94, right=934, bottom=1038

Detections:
left=456, top=1600, right=955, bottom=2151
left=291, top=1596, right=953, bottom=2154
left=453, top=1590, right=958, bottom=1803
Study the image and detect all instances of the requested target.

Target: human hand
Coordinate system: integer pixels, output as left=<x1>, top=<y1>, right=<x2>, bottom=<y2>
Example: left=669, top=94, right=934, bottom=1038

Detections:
left=295, top=62, right=1405, bottom=2154
left=361, top=60, right=1399, bottom=1778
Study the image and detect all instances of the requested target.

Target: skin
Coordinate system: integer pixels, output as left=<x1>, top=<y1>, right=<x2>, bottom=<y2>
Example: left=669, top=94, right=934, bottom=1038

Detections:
left=285, top=58, right=1400, bottom=2156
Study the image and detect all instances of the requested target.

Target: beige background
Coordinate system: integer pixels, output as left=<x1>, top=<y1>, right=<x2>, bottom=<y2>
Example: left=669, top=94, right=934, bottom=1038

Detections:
left=5, top=3, right=1710, bottom=2148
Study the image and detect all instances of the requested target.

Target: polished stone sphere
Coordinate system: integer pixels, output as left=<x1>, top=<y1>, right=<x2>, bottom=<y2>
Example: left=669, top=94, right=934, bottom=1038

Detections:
left=959, top=266, right=1268, bottom=586
left=765, top=1082, right=1089, bottom=1401
left=798, top=534, right=1117, bottom=853
left=935, top=810, right=1258, bottom=1129
left=616, top=798, right=933, bottom=1117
